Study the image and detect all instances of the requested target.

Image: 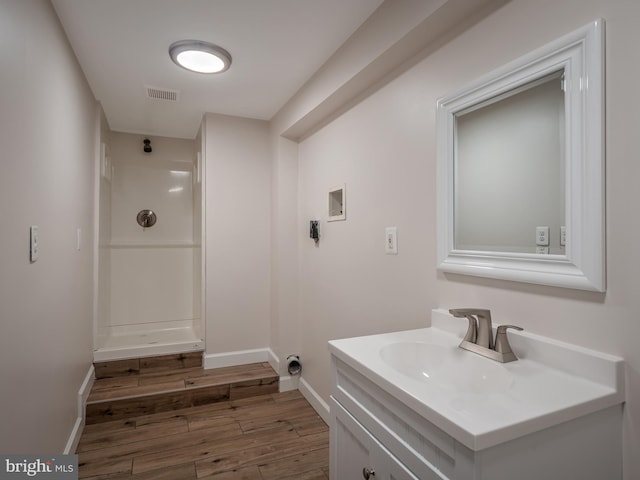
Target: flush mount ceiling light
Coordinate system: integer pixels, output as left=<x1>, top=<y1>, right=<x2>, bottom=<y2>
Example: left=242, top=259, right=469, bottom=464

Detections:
left=169, top=40, right=232, bottom=74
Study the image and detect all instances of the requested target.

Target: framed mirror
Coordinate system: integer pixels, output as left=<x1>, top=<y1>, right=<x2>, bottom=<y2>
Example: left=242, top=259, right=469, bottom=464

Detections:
left=436, top=20, right=605, bottom=292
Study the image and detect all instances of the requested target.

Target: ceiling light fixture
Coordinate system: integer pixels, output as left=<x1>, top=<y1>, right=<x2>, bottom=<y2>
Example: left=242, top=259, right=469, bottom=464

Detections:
left=169, top=40, right=232, bottom=74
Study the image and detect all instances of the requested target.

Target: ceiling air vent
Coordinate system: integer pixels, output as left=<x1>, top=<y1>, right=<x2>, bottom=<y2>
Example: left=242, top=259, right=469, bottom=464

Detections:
left=145, top=85, right=179, bottom=102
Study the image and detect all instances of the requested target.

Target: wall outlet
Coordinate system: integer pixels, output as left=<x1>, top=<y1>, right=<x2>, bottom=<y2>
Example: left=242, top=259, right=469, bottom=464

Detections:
left=536, top=226, right=549, bottom=246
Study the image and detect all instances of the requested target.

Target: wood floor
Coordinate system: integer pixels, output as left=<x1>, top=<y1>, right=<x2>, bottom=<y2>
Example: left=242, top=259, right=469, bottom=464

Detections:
left=77, top=355, right=329, bottom=479
left=87, top=358, right=280, bottom=425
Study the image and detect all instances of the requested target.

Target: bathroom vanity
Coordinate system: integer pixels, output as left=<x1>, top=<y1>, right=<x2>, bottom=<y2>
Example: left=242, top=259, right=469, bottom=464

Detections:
left=329, top=309, right=624, bottom=479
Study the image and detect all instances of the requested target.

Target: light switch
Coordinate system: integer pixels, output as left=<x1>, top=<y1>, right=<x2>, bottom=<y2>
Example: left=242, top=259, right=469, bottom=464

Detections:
left=560, top=226, right=566, bottom=246
left=30, top=225, right=39, bottom=263
left=385, top=227, right=398, bottom=255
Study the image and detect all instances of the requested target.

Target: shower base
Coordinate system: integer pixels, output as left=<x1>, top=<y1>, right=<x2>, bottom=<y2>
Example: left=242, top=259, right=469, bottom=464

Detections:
left=94, top=319, right=204, bottom=362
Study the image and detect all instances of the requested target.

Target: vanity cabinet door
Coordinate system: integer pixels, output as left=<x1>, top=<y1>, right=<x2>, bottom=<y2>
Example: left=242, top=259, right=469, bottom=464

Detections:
left=332, top=398, right=431, bottom=480
left=333, top=399, right=374, bottom=479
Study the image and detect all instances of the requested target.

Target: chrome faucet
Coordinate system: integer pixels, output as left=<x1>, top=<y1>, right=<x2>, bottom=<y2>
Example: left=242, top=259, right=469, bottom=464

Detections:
left=449, top=308, right=523, bottom=363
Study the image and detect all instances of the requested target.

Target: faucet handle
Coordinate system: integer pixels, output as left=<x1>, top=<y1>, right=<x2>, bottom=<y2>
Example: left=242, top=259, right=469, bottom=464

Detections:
left=449, top=309, right=476, bottom=343
left=494, top=325, right=524, bottom=362
left=449, top=308, right=492, bottom=348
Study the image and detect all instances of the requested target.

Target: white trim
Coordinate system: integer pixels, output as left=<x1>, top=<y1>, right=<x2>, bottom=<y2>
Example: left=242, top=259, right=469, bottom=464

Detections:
left=267, top=348, right=280, bottom=373
left=64, top=420, right=83, bottom=456
left=203, top=348, right=304, bottom=394
left=64, top=365, right=95, bottom=454
left=203, top=348, right=270, bottom=369
left=92, top=105, right=102, bottom=360
left=202, top=350, right=329, bottom=424
left=198, top=132, right=207, bottom=361
left=94, top=341, right=204, bottom=362
left=279, top=375, right=300, bottom=392
left=299, top=377, right=330, bottom=424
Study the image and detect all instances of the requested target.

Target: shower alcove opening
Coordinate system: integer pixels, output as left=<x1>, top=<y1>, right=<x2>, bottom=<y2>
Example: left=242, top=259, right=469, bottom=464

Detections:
left=94, top=132, right=204, bottom=362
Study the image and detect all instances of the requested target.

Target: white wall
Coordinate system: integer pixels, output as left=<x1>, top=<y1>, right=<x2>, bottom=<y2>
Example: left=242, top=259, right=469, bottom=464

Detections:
left=271, top=0, right=640, bottom=478
left=203, top=114, right=271, bottom=355
left=0, top=0, right=95, bottom=452
left=269, top=135, right=300, bottom=374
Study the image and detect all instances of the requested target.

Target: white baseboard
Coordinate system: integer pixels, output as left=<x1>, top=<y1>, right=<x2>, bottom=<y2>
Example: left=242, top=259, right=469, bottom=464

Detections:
left=202, top=349, right=328, bottom=424
left=64, top=364, right=94, bottom=454
left=279, top=374, right=300, bottom=392
left=204, top=348, right=271, bottom=369
left=299, top=377, right=330, bottom=424
left=267, top=348, right=279, bottom=374
left=63, top=355, right=330, bottom=452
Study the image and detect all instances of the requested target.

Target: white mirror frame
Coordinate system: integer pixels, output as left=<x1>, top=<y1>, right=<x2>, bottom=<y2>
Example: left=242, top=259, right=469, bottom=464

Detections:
left=437, top=20, right=605, bottom=292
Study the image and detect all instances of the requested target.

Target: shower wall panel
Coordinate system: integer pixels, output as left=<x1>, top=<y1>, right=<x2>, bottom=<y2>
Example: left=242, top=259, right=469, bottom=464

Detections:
left=110, top=247, right=195, bottom=325
left=107, top=133, right=197, bottom=329
left=111, top=160, right=193, bottom=244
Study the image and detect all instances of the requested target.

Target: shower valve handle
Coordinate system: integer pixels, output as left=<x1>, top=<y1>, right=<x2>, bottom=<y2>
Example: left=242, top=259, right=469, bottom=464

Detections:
left=136, top=209, right=157, bottom=228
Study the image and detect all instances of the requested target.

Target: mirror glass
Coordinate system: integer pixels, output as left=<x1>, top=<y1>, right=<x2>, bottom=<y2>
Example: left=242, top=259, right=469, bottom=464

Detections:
left=454, top=71, right=565, bottom=254
left=436, top=20, right=605, bottom=292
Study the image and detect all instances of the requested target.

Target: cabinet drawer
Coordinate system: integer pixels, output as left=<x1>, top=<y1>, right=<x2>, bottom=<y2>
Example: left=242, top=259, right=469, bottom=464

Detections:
left=332, top=358, right=454, bottom=479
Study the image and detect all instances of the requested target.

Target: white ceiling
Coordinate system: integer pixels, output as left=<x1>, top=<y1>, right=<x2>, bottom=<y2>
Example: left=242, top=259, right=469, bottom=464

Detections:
left=51, top=0, right=384, bottom=139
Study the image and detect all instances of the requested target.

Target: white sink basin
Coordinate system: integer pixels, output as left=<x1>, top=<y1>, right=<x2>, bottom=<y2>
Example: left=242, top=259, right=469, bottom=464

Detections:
left=379, top=341, right=514, bottom=394
left=329, top=309, right=624, bottom=450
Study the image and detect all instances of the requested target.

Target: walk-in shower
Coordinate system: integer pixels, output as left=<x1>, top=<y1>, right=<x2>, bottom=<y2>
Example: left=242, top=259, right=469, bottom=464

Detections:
left=94, top=132, right=204, bottom=361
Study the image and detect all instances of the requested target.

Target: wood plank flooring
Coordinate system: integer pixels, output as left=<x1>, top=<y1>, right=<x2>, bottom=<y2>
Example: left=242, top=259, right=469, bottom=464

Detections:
left=87, top=360, right=279, bottom=425
left=78, top=357, right=329, bottom=479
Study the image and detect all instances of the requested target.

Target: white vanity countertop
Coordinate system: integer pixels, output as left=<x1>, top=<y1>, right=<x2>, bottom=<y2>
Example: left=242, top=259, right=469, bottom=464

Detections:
left=328, top=308, right=625, bottom=451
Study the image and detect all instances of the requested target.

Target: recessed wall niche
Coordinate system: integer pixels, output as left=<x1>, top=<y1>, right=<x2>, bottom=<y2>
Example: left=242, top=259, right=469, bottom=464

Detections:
left=328, top=184, right=346, bottom=221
